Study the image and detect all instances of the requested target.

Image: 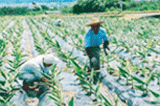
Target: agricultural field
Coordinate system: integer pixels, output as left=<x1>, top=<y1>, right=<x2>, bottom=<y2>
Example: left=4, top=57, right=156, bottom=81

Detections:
left=0, top=14, right=160, bottom=106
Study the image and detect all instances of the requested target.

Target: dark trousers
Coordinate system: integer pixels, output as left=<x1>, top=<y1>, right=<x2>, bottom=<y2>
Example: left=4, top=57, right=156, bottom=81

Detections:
left=87, top=47, right=100, bottom=70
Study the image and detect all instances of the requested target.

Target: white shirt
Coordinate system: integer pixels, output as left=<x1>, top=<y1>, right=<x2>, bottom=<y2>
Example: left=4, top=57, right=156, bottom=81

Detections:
left=19, top=55, right=50, bottom=80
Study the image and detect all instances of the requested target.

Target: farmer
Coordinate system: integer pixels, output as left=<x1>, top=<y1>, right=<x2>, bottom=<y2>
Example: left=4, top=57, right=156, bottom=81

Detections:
left=85, top=18, right=109, bottom=72
left=18, top=54, right=59, bottom=97
left=54, top=19, right=63, bottom=27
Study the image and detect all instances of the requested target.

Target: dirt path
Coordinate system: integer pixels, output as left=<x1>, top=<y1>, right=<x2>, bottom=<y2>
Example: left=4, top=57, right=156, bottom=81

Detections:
left=119, top=12, right=160, bottom=20
left=34, top=12, right=160, bottom=20
left=23, top=20, right=33, bottom=58
left=99, top=83, right=128, bottom=106
left=4, top=21, right=15, bottom=56
left=62, top=91, right=77, bottom=102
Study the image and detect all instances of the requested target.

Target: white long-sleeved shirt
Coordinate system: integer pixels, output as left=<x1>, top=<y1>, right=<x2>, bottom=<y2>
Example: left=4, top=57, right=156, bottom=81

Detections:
left=19, top=55, right=50, bottom=80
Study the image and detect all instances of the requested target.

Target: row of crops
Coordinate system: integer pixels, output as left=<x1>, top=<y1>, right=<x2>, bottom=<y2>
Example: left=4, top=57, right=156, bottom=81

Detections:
left=0, top=15, right=160, bottom=106
left=35, top=16, right=160, bottom=105
left=0, top=17, right=115, bottom=106
left=0, top=18, right=74, bottom=106
left=25, top=17, right=114, bottom=105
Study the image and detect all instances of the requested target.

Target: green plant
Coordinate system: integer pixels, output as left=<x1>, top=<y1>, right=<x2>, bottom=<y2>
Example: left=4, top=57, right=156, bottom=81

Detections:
left=33, top=6, right=41, bottom=11
left=73, top=60, right=113, bottom=106
left=0, top=40, right=7, bottom=67
left=68, top=97, right=74, bottom=106
left=41, top=65, right=66, bottom=106
left=0, top=69, right=20, bottom=105
left=72, top=0, right=106, bottom=14
left=41, top=5, right=49, bottom=10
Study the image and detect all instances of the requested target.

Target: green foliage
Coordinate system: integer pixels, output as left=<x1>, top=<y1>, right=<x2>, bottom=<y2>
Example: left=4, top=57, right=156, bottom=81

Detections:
left=0, top=6, right=28, bottom=16
left=123, top=1, right=160, bottom=11
left=0, top=69, right=20, bottom=105
left=72, top=0, right=106, bottom=14
left=41, top=5, right=49, bottom=10
left=33, top=6, right=41, bottom=11
left=0, top=5, right=48, bottom=16
left=105, top=0, right=120, bottom=9
left=72, top=0, right=160, bottom=13
left=60, top=6, right=73, bottom=13
left=0, top=40, right=8, bottom=68
left=27, top=10, right=46, bottom=16
left=32, top=2, right=36, bottom=6
left=0, top=40, right=5, bottom=53
left=44, top=66, right=66, bottom=106
left=68, top=97, right=74, bottom=106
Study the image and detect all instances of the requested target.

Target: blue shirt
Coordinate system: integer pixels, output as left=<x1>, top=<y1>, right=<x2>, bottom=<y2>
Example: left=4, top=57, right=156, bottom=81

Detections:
left=84, top=28, right=108, bottom=48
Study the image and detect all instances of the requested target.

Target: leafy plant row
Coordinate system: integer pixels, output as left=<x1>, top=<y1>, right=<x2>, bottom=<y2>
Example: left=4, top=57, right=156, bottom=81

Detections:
left=0, top=18, right=27, bottom=106
left=26, top=18, right=74, bottom=106
left=33, top=16, right=160, bottom=104
left=29, top=17, right=117, bottom=105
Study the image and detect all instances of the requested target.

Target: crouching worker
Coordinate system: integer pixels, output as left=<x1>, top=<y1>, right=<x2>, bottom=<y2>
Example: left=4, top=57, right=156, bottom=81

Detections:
left=85, top=18, right=109, bottom=72
left=54, top=19, right=63, bottom=27
left=18, top=54, right=59, bottom=98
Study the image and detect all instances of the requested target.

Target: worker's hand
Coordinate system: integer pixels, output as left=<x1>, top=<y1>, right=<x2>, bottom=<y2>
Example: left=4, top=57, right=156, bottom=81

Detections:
left=103, top=40, right=109, bottom=49
left=103, top=46, right=109, bottom=56
left=103, top=40, right=110, bottom=56
left=104, top=50, right=108, bottom=56
left=41, top=77, right=50, bottom=82
left=91, top=57, right=98, bottom=66
left=85, top=47, right=94, bottom=58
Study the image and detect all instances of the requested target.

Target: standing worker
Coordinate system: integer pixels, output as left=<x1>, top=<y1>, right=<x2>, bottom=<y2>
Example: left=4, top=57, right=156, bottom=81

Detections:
left=18, top=54, right=59, bottom=97
left=85, top=18, right=109, bottom=72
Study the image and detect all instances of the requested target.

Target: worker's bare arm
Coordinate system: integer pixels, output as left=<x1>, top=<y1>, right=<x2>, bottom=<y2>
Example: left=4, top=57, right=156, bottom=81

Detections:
left=41, top=77, right=50, bottom=82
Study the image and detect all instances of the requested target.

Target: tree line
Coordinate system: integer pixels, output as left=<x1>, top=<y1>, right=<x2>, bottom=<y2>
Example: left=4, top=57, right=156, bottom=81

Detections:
left=72, top=0, right=160, bottom=14
left=0, top=4, right=52, bottom=16
left=0, top=0, right=159, bottom=15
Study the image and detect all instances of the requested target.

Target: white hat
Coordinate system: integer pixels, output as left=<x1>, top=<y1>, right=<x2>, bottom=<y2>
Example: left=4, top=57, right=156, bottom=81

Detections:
left=43, top=54, right=59, bottom=64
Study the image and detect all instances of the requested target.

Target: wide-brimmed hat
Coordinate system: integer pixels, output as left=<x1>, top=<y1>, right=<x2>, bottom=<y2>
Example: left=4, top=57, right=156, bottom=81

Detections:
left=86, top=18, right=104, bottom=26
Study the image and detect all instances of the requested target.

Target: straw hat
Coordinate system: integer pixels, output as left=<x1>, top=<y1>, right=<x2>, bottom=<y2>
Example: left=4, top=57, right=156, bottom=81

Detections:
left=86, top=18, right=104, bottom=26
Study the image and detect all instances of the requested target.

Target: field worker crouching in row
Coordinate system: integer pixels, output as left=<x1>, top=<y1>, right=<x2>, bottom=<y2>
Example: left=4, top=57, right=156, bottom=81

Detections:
left=85, top=18, right=109, bottom=72
left=18, top=54, right=59, bottom=97
left=54, top=19, right=63, bottom=27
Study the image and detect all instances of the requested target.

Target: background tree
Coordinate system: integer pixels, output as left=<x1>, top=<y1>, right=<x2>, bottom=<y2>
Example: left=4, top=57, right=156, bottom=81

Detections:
left=41, top=5, right=49, bottom=10
left=72, top=0, right=106, bottom=14
left=32, top=2, right=36, bottom=7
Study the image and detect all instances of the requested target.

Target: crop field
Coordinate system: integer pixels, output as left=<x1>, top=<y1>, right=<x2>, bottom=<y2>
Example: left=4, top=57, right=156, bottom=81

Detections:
left=0, top=15, right=160, bottom=106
